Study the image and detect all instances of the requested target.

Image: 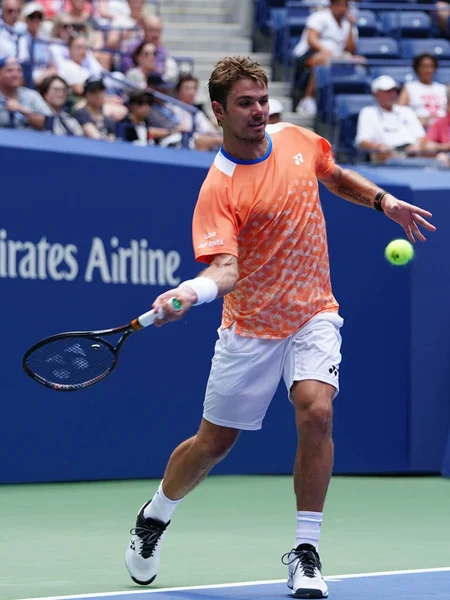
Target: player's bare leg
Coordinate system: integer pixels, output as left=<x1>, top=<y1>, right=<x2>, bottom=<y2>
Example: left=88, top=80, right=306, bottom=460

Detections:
left=162, top=418, right=240, bottom=499
left=126, top=419, right=240, bottom=585
left=292, top=380, right=334, bottom=513
left=283, top=379, right=334, bottom=598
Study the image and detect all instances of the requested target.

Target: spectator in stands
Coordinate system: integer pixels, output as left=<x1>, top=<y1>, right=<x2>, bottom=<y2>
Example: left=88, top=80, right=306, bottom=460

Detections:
left=435, top=1, right=450, bottom=36
left=115, top=88, right=179, bottom=145
left=356, top=75, right=426, bottom=163
left=0, top=56, right=51, bottom=129
left=120, top=15, right=178, bottom=83
left=143, top=71, right=180, bottom=130
left=62, top=0, right=110, bottom=65
left=104, top=0, right=147, bottom=64
left=18, top=3, right=57, bottom=86
left=169, top=74, right=222, bottom=151
left=73, top=75, right=116, bottom=139
left=173, top=74, right=221, bottom=133
left=423, top=84, right=450, bottom=167
left=64, top=0, right=93, bottom=30
left=125, top=40, right=158, bottom=88
left=292, top=0, right=362, bottom=115
left=268, top=98, right=284, bottom=124
left=38, top=74, right=83, bottom=135
left=40, top=0, right=67, bottom=19
left=110, top=0, right=146, bottom=30
left=116, top=89, right=154, bottom=144
left=57, top=33, right=103, bottom=97
left=397, top=53, right=447, bottom=130
left=0, top=0, right=26, bottom=59
left=49, top=14, right=76, bottom=66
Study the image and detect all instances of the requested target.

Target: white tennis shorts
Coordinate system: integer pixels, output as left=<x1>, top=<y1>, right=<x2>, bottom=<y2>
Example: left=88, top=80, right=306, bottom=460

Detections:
left=203, top=313, right=343, bottom=431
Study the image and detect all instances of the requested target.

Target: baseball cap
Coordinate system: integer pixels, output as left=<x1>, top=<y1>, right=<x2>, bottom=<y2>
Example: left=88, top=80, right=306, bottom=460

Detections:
left=371, top=75, right=398, bottom=93
left=147, top=72, right=173, bottom=90
left=269, top=98, right=283, bottom=116
left=22, top=2, right=44, bottom=18
left=84, top=75, right=106, bottom=94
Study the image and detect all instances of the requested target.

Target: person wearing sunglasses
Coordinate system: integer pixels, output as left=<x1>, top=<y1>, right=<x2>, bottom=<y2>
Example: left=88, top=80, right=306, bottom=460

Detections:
left=18, top=2, right=57, bottom=86
left=125, top=41, right=158, bottom=90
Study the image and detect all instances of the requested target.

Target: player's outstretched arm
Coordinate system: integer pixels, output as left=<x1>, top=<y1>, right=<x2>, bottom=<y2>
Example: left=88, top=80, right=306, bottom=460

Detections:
left=319, top=165, right=436, bottom=243
left=152, top=254, right=239, bottom=326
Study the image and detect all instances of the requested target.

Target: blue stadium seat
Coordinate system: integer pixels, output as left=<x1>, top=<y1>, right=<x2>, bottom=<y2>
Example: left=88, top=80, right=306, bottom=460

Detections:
left=358, top=37, right=399, bottom=60
left=356, top=10, right=379, bottom=37
left=334, top=94, right=376, bottom=161
left=379, top=11, right=432, bottom=39
left=286, top=1, right=309, bottom=18
left=368, top=65, right=416, bottom=86
left=435, top=67, right=450, bottom=84
left=400, top=39, right=450, bottom=59
left=315, top=63, right=370, bottom=141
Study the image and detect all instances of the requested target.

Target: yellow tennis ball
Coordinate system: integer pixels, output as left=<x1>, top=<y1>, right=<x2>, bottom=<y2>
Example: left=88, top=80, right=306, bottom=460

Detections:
left=385, top=239, right=414, bottom=266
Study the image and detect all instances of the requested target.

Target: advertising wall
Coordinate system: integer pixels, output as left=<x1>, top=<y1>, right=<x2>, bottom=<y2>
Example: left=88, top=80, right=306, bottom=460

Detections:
left=1, top=131, right=448, bottom=483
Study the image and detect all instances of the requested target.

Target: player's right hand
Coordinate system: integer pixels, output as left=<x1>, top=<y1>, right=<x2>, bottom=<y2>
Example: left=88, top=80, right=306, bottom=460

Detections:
left=152, top=287, right=197, bottom=326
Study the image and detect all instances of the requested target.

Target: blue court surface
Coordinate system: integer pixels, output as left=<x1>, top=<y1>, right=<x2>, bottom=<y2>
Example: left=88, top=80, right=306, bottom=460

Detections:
left=18, top=568, right=450, bottom=600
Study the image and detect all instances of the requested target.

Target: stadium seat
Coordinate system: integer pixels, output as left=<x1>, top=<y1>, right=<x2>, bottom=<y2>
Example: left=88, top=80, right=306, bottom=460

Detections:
left=435, top=67, right=450, bottom=84
left=400, top=39, right=450, bottom=60
left=334, top=94, right=376, bottom=161
left=358, top=37, right=399, bottom=60
left=286, top=1, right=310, bottom=18
left=356, top=10, right=379, bottom=37
left=315, top=63, right=370, bottom=141
left=379, top=11, right=432, bottom=39
left=368, top=65, right=416, bottom=86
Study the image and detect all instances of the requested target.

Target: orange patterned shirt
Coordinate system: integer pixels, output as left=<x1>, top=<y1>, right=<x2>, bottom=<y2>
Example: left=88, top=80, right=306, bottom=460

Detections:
left=192, top=122, right=339, bottom=339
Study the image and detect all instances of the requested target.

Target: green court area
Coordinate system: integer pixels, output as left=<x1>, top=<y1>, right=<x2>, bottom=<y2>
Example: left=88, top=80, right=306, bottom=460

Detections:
left=1, top=475, right=449, bottom=600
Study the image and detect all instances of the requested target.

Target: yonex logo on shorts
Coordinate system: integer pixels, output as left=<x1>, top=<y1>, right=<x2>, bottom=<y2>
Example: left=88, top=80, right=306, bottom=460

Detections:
left=329, top=365, right=338, bottom=376
left=292, top=153, right=304, bottom=165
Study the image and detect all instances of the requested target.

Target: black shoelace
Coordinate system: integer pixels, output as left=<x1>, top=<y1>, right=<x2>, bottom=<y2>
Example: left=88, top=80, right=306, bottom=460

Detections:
left=130, top=525, right=164, bottom=559
left=281, top=546, right=322, bottom=579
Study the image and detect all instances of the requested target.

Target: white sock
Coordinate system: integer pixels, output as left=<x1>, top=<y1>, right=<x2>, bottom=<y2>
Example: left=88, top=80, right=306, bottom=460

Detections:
left=295, top=511, right=323, bottom=550
left=143, top=481, right=183, bottom=524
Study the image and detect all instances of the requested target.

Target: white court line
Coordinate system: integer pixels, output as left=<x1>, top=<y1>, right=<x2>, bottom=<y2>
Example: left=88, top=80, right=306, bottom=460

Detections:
left=15, top=567, right=450, bottom=600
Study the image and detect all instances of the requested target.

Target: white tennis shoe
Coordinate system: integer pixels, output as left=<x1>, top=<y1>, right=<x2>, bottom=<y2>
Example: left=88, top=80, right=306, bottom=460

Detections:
left=125, top=501, right=169, bottom=585
left=283, top=543, right=328, bottom=598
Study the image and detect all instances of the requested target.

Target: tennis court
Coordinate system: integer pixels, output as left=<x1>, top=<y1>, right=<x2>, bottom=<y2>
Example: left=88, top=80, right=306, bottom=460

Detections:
left=2, top=476, right=449, bottom=600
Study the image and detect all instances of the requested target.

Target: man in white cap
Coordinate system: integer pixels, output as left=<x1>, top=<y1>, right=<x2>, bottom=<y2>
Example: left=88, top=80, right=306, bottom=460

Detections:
left=268, top=97, right=284, bottom=124
left=18, top=2, right=56, bottom=85
left=356, top=74, right=426, bottom=162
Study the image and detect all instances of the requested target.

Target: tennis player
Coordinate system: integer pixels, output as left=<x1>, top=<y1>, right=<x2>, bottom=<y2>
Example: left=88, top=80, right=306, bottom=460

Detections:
left=125, top=56, right=435, bottom=598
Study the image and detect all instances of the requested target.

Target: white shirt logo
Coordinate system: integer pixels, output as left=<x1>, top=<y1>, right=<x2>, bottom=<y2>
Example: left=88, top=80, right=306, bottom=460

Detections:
left=292, top=153, right=304, bottom=165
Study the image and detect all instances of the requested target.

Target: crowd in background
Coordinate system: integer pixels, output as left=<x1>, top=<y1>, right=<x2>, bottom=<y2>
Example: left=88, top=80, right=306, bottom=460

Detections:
left=0, top=0, right=223, bottom=150
left=294, top=0, right=450, bottom=165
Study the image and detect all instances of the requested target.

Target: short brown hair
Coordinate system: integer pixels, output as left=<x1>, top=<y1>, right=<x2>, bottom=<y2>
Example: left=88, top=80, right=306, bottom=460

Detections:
left=208, top=56, right=268, bottom=108
left=176, top=73, right=198, bottom=93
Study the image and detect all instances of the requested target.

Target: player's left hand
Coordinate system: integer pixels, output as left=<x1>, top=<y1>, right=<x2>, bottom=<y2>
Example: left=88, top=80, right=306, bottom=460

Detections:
left=382, top=194, right=436, bottom=243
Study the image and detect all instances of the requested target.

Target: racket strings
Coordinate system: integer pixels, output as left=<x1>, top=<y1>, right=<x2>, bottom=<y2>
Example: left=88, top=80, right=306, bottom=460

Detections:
left=25, top=337, right=115, bottom=387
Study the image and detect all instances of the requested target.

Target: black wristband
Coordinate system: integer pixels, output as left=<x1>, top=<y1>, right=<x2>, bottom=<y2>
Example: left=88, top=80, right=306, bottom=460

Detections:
left=374, top=190, right=387, bottom=212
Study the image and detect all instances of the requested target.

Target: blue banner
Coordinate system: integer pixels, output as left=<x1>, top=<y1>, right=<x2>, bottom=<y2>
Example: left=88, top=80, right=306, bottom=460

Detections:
left=1, top=131, right=448, bottom=483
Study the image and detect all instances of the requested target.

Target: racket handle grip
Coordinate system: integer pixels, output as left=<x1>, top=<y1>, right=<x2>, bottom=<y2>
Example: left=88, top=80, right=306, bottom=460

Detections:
left=135, top=298, right=182, bottom=329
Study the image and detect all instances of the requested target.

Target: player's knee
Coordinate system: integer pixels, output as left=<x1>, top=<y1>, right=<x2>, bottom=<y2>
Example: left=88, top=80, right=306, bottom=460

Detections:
left=293, top=389, right=333, bottom=436
left=299, top=402, right=332, bottom=437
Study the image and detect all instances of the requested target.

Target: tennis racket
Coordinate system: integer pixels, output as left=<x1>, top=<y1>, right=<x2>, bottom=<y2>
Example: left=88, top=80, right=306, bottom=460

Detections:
left=22, top=298, right=182, bottom=392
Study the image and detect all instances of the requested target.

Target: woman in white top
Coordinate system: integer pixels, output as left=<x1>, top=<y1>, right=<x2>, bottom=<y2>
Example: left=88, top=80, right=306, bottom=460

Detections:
left=124, top=40, right=157, bottom=89
left=292, top=0, right=362, bottom=115
left=398, top=53, right=447, bottom=129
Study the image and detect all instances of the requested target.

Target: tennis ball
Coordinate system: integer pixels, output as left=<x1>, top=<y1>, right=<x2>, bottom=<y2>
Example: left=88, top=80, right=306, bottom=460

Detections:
left=384, top=239, right=414, bottom=266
